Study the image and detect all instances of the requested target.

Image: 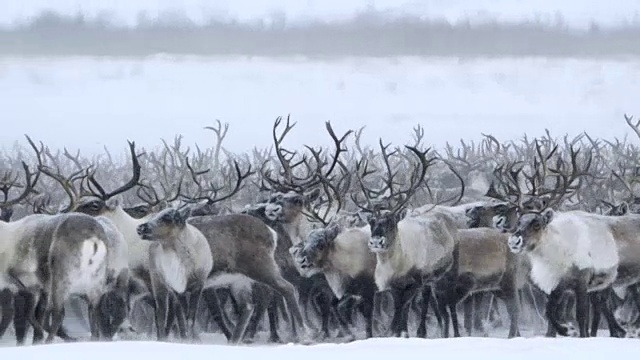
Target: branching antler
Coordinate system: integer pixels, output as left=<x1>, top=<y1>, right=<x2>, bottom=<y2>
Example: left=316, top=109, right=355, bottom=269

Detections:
left=85, top=141, right=142, bottom=201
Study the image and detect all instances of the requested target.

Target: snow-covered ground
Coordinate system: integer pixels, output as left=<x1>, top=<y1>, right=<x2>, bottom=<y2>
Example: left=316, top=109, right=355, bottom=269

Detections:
left=1, top=337, right=640, bottom=359
left=0, top=55, right=638, bottom=156
left=3, top=0, right=639, bottom=29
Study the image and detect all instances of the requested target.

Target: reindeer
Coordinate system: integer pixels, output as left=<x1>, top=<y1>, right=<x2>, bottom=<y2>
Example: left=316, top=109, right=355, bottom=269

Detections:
left=284, top=162, right=379, bottom=340
left=450, top=227, right=527, bottom=338
left=136, top=206, right=213, bottom=341
left=255, top=117, right=356, bottom=340
left=352, top=142, right=461, bottom=338
left=0, top=160, right=115, bottom=344
left=289, top=219, right=377, bottom=340
left=490, top=144, right=629, bottom=337
left=177, top=155, right=313, bottom=344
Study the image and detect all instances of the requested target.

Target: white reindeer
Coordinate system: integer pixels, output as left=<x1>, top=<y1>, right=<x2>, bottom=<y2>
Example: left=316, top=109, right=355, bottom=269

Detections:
left=289, top=220, right=377, bottom=339
left=136, top=206, right=213, bottom=341
left=506, top=208, right=635, bottom=337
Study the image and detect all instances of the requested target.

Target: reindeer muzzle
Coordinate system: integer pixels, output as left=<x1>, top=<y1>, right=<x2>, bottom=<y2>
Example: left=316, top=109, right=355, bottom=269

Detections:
left=368, top=236, right=387, bottom=252
left=136, top=223, right=153, bottom=240
left=264, top=204, right=282, bottom=221
left=299, top=256, right=312, bottom=269
left=507, top=235, right=524, bottom=253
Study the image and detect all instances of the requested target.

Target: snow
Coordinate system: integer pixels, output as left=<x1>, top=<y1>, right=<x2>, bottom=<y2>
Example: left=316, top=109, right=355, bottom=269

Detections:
left=1, top=337, right=639, bottom=359
left=0, top=56, right=638, bottom=156
left=2, top=0, right=639, bottom=29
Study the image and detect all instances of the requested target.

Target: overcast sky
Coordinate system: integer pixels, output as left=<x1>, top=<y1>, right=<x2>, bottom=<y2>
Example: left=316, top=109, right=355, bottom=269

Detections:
left=3, top=0, right=640, bottom=28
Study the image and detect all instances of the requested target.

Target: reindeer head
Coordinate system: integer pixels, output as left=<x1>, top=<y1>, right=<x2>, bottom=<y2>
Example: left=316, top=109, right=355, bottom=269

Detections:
left=75, top=197, right=121, bottom=216
left=0, top=207, right=13, bottom=222
left=123, top=203, right=157, bottom=219
left=368, top=209, right=407, bottom=253
left=465, top=202, right=511, bottom=228
left=264, top=188, right=321, bottom=223
left=136, top=207, right=192, bottom=241
left=521, top=195, right=550, bottom=213
left=604, top=201, right=630, bottom=217
left=494, top=204, right=520, bottom=232
left=259, top=116, right=352, bottom=225
left=289, top=221, right=343, bottom=276
left=352, top=142, right=433, bottom=254
left=508, top=208, right=554, bottom=254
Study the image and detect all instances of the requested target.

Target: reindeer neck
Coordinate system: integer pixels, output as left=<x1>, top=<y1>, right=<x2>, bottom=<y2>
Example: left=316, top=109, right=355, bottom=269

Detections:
left=106, top=206, right=146, bottom=244
left=282, top=213, right=312, bottom=245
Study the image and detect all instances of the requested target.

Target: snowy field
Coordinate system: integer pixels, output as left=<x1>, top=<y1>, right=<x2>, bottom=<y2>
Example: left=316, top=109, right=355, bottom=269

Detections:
left=1, top=337, right=640, bottom=359
left=0, top=55, right=638, bottom=156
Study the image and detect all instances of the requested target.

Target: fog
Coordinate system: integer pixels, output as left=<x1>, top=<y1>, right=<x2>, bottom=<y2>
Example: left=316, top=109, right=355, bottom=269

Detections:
left=1, top=1, right=639, bottom=156
left=1, top=1, right=639, bottom=58
left=3, top=0, right=639, bottom=29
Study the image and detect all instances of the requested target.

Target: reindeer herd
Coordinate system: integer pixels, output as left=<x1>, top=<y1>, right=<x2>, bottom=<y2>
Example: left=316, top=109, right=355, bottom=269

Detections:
left=2, top=114, right=640, bottom=346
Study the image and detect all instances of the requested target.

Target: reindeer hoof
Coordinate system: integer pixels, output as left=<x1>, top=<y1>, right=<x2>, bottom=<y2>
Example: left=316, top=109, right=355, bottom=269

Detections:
left=268, top=336, right=284, bottom=344
left=297, top=331, right=317, bottom=345
left=340, top=333, right=356, bottom=343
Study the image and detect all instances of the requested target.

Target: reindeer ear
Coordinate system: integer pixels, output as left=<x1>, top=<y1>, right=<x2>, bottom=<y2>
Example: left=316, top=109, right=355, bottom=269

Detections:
left=398, top=208, right=409, bottom=221
left=177, top=207, right=192, bottom=224
left=620, top=202, right=629, bottom=215
left=153, top=200, right=169, bottom=212
left=356, top=211, right=371, bottom=225
left=106, top=197, right=121, bottom=210
left=325, top=221, right=343, bottom=242
left=306, top=188, right=321, bottom=203
left=494, top=203, right=509, bottom=214
left=539, top=196, right=550, bottom=210
left=541, top=208, right=554, bottom=225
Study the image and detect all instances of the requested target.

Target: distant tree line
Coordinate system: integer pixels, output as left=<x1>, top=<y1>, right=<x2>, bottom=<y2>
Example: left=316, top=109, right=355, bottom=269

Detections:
left=1, top=9, right=639, bottom=58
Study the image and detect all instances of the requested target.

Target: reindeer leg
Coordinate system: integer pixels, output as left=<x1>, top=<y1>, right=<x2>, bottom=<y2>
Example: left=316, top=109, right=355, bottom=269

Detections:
left=202, top=287, right=233, bottom=340
left=574, top=280, right=589, bottom=338
left=329, top=296, right=355, bottom=341
left=434, top=290, right=451, bottom=338
left=495, top=288, right=520, bottom=338
left=12, top=290, right=32, bottom=346
left=546, top=286, right=571, bottom=337
left=46, top=284, right=68, bottom=344
left=186, top=285, right=204, bottom=341
left=462, top=295, right=473, bottom=337
left=628, top=284, right=640, bottom=316
left=387, top=287, right=403, bottom=337
left=151, top=285, right=170, bottom=341
left=267, top=296, right=283, bottom=343
left=229, top=289, right=254, bottom=344
left=98, top=290, right=128, bottom=340
left=250, top=261, right=310, bottom=344
left=473, top=293, right=485, bottom=333
left=589, top=292, right=601, bottom=337
left=241, top=288, right=268, bottom=343
left=448, top=273, right=477, bottom=338
left=87, top=301, right=102, bottom=341
left=593, top=289, right=625, bottom=337
left=399, top=283, right=422, bottom=338
left=311, top=290, right=332, bottom=340
left=0, top=289, right=14, bottom=338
